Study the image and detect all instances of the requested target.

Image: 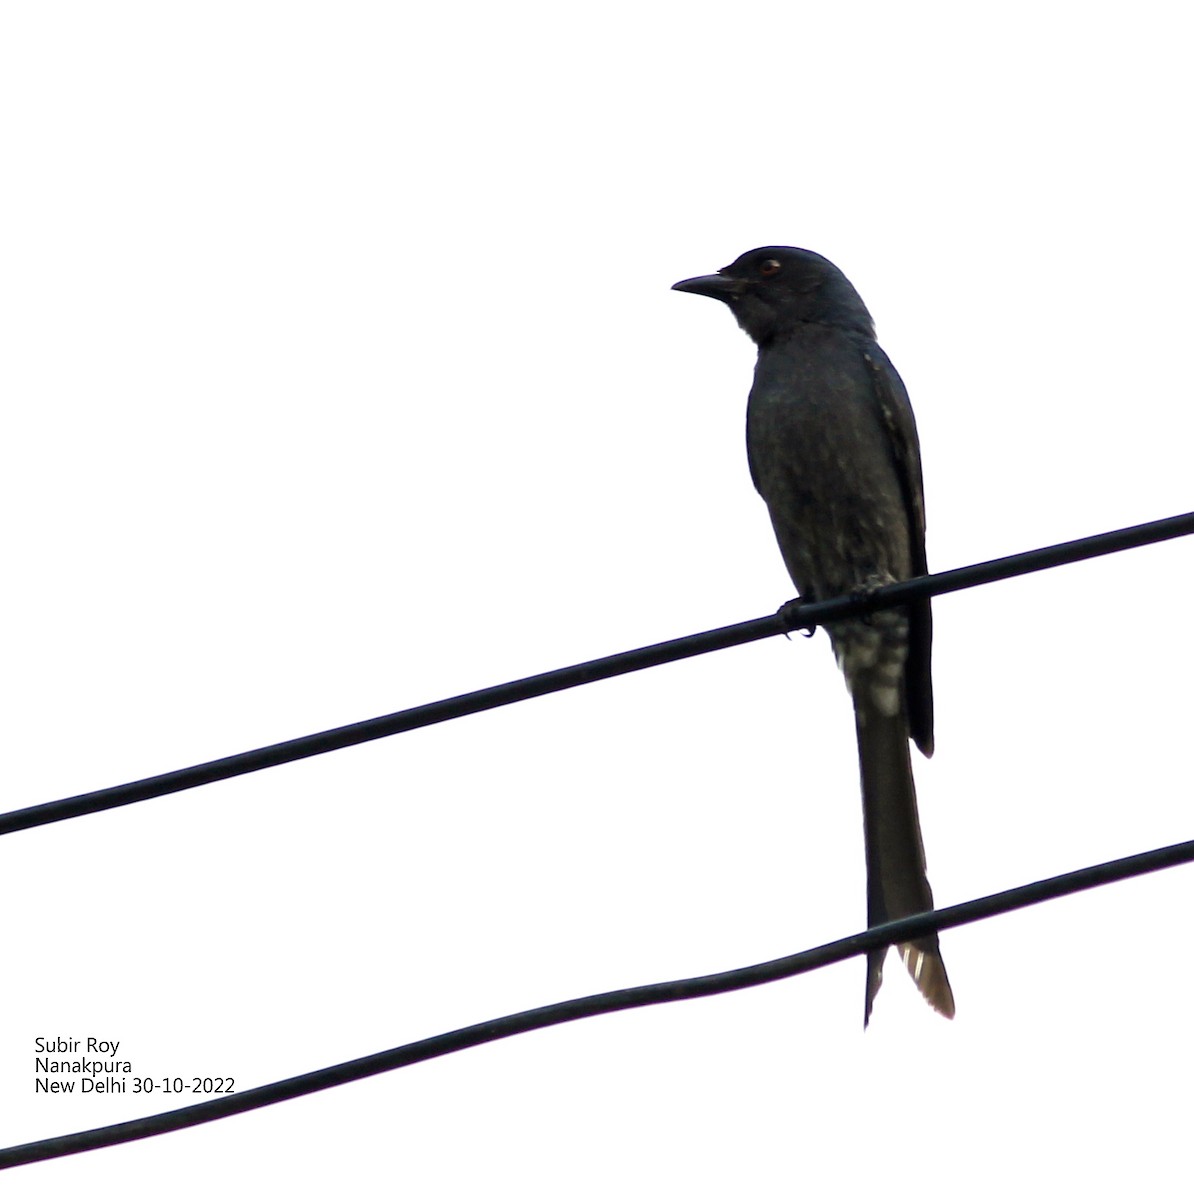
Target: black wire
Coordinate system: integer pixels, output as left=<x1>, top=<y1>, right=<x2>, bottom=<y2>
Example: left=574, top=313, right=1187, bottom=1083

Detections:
left=3, top=833, right=1192, bottom=1170
left=3, top=511, right=1191, bottom=839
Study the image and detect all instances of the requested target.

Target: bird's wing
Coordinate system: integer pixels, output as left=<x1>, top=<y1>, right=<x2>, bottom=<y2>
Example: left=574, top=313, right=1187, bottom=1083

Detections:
left=862, top=345, right=935, bottom=757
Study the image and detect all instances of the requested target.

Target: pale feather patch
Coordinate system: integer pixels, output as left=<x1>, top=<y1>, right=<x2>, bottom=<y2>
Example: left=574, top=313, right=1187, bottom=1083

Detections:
left=902, top=945, right=924, bottom=982
left=870, top=681, right=901, bottom=716
left=834, top=607, right=908, bottom=717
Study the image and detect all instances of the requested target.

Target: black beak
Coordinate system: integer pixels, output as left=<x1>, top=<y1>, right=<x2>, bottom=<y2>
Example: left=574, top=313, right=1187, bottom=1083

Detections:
left=671, top=273, right=744, bottom=302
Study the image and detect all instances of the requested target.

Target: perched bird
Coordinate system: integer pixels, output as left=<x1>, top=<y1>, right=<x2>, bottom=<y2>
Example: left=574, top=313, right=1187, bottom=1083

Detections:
left=673, top=247, right=953, bottom=1024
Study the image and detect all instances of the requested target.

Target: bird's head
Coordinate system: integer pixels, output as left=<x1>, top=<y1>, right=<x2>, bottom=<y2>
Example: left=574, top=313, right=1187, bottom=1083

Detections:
left=672, top=246, right=874, bottom=346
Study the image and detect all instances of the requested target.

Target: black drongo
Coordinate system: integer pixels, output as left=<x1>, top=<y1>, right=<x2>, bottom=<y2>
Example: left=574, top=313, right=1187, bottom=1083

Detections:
left=674, top=247, right=953, bottom=1024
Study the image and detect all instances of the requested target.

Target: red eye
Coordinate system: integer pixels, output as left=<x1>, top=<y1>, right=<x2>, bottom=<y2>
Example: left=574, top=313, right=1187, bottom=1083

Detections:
left=759, top=258, right=782, bottom=277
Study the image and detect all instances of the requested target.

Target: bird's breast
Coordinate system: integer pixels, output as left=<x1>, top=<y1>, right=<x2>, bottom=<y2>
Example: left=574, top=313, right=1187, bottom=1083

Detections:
left=745, top=330, right=914, bottom=601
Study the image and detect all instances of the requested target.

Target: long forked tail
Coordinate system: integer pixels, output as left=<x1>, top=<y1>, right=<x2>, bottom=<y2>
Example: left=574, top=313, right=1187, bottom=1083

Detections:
left=856, top=705, right=954, bottom=1025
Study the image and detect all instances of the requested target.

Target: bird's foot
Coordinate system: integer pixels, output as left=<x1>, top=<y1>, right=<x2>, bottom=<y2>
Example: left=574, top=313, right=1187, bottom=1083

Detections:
left=777, top=598, right=816, bottom=639
left=850, top=581, right=884, bottom=625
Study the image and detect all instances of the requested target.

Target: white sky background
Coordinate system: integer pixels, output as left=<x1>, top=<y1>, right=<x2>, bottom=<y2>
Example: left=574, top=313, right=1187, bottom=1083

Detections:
left=3, top=3, right=1193, bottom=1195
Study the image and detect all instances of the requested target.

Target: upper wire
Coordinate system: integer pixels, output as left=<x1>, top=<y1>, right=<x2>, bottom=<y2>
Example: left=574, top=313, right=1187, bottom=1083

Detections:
left=3, top=510, right=1192, bottom=838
